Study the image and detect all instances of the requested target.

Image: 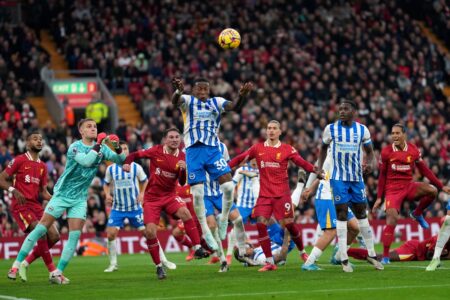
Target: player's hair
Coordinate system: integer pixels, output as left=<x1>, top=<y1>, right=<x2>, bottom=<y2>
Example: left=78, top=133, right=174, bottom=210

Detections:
left=78, top=118, right=96, bottom=129
left=163, top=127, right=181, bottom=137
left=340, top=99, right=357, bottom=109
left=267, top=120, right=281, bottom=129
left=119, top=140, right=127, bottom=146
left=392, top=123, right=406, bottom=133
left=194, top=77, right=209, bottom=85
left=26, top=130, right=42, bottom=140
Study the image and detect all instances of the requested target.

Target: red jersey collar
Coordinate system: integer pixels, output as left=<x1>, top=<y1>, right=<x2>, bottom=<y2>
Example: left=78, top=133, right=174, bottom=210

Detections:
left=392, top=142, right=408, bottom=152
left=163, top=146, right=179, bottom=157
left=25, top=151, right=41, bottom=163
left=264, top=140, right=281, bottom=148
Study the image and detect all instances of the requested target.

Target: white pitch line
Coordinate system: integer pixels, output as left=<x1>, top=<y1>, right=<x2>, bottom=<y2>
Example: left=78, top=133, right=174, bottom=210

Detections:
left=135, top=283, right=450, bottom=300
left=0, top=296, right=33, bottom=300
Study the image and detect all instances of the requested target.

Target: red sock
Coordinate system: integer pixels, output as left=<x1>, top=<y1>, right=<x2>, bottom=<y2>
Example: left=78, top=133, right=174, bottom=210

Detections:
left=381, top=225, right=395, bottom=257
left=285, top=223, right=304, bottom=251
left=175, top=234, right=193, bottom=249
left=348, top=248, right=369, bottom=260
left=413, top=195, right=435, bottom=216
left=256, top=222, right=272, bottom=259
left=25, top=238, right=57, bottom=272
left=146, top=238, right=161, bottom=265
left=183, top=218, right=201, bottom=246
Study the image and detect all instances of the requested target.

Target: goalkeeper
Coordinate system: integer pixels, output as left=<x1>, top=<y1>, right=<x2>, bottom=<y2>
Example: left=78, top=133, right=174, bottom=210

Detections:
left=13, top=119, right=125, bottom=284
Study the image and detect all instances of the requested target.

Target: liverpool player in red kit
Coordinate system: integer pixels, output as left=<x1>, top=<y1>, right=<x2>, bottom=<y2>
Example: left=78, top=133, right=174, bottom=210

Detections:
left=229, top=120, right=323, bottom=271
left=123, top=128, right=208, bottom=280
left=373, top=124, right=450, bottom=264
left=347, top=235, right=450, bottom=262
left=0, top=132, right=61, bottom=281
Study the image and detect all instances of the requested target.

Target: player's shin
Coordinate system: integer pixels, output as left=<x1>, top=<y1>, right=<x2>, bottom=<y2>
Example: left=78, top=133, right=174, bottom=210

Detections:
left=232, top=216, right=247, bottom=256
left=24, top=238, right=57, bottom=266
left=336, top=221, right=349, bottom=261
left=183, top=218, right=201, bottom=247
left=16, top=224, right=48, bottom=263
left=219, top=181, right=234, bottom=239
left=433, top=215, right=450, bottom=259
left=107, top=239, right=118, bottom=266
left=146, top=238, right=161, bottom=266
left=305, top=247, right=323, bottom=266
left=256, top=222, right=274, bottom=264
left=285, top=223, right=304, bottom=251
left=36, top=238, right=56, bottom=272
left=226, top=228, right=236, bottom=257
left=212, top=228, right=226, bottom=262
left=191, top=184, right=216, bottom=248
left=357, top=218, right=376, bottom=257
left=381, top=225, right=395, bottom=258
left=413, top=195, right=435, bottom=216
left=57, top=230, right=81, bottom=272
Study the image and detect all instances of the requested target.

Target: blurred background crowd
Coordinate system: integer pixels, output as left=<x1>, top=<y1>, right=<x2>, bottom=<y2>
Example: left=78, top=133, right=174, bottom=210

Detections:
left=0, top=0, right=449, bottom=237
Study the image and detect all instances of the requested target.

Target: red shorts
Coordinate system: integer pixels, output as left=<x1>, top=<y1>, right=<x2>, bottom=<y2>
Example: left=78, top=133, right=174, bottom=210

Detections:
left=143, top=195, right=185, bottom=225
left=394, top=240, right=419, bottom=261
left=252, top=194, right=294, bottom=220
left=385, top=182, right=421, bottom=211
left=11, top=201, right=44, bottom=232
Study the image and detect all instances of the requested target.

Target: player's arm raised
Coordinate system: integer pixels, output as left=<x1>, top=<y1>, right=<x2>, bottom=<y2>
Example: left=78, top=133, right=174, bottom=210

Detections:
left=123, top=148, right=156, bottom=172
left=0, top=170, right=26, bottom=204
left=171, top=77, right=184, bottom=107
left=72, top=133, right=107, bottom=167
left=228, top=147, right=255, bottom=170
left=373, top=150, right=388, bottom=212
left=289, top=147, right=324, bottom=179
left=223, top=82, right=253, bottom=113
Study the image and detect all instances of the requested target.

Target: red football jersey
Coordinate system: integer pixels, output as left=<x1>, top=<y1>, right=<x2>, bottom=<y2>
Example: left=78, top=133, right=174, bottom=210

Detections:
left=176, top=184, right=192, bottom=203
left=5, top=152, right=48, bottom=205
left=125, top=145, right=186, bottom=198
left=378, top=143, right=421, bottom=191
left=229, top=141, right=314, bottom=197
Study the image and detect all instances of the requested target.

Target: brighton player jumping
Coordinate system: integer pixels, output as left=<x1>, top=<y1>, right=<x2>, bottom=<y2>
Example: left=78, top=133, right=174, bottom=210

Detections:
left=171, top=77, right=252, bottom=250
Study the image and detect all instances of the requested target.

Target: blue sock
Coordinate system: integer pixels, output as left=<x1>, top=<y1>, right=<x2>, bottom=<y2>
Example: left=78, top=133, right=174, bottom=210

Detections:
left=57, top=230, right=81, bottom=272
left=17, top=224, right=48, bottom=262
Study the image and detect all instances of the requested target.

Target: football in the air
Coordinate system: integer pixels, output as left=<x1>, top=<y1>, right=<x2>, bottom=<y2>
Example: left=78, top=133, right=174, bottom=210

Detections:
left=218, top=28, right=241, bottom=49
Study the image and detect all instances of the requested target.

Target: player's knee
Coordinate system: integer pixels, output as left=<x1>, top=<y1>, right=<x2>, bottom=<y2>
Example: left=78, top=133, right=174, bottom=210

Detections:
left=232, top=215, right=242, bottom=225
left=47, top=230, right=60, bottom=244
left=220, top=181, right=234, bottom=195
left=427, top=185, right=438, bottom=197
left=257, top=216, right=268, bottom=225
left=144, top=227, right=157, bottom=239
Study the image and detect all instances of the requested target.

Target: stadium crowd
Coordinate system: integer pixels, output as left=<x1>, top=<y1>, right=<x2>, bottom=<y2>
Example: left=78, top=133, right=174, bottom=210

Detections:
left=0, top=0, right=449, bottom=237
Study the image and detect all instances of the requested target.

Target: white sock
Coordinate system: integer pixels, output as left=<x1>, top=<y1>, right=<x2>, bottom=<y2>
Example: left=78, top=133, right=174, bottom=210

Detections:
left=266, top=256, right=275, bottom=265
left=158, top=240, right=167, bottom=262
left=107, top=239, right=117, bottom=266
left=336, top=220, right=348, bottom=261
left=220, top=181, right=234, bottom=223
left=291, top=182, right=305, bottom=207
left=305, top=246, right=323, bottom=266
left=433, top=215, right=450, bottom=259
left=232, top=216, right=247, bottom=256
left=191, top=184, right=213, bottom=238
left=212, top=228, right=226, bottom=262
left=357, top=218, right=376, bottom=257
left=227, top=228, right=236, bottom=256
left=12, top=260, right=20, bottom=269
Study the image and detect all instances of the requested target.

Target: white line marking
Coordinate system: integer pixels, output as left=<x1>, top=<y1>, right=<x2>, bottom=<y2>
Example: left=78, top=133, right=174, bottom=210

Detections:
left=135, top=284, right=450, bottom=300
left=0, top=295, right=33, bottom=300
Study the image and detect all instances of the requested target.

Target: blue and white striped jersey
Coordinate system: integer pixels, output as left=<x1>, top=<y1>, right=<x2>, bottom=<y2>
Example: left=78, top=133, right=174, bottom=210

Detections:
left=253, top=242, right=282, bottom=265
left=104, top=162, right=147, bottom=211
left=232, top=163, right=259, bottom=208
left=179, top=95, right=229, bottom=148
left=204, top=142, right=230, bottom=197
left=322, top=120, right=371, bottom=182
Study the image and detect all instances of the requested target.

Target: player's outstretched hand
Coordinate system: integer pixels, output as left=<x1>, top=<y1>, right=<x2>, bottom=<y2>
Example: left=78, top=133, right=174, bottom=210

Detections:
left=13, top=189, right=26, bottom=205
left=97, top=132, right=107, bottom=144
left=122, top=164, right=131, bottom=172
left=442, top=186, right=450, bottom=194
left=372, top=198, right=383, bottom=213
left=239, top=82, right=253, bottom=97
left=172, top=78, right=184, bottom=93
left=314, top=167, right=325, bottom=180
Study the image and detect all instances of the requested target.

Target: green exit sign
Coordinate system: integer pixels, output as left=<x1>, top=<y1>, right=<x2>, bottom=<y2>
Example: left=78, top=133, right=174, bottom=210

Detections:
left=51, top=81, right=97, bottom=94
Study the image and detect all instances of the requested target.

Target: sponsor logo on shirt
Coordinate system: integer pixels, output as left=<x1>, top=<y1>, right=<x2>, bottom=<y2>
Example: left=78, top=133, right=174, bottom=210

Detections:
left=391, top=164, right=411, bottom=171
left=260, top=161, right=280, bottom=168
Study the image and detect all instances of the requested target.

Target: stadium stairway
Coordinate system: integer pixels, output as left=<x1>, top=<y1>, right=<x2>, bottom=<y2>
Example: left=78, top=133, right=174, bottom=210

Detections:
left=28, top=96, right=54, bottom=127
left=114, top=95, right=142, bottom=127
left=418, top=23, right=450, bottom=97
left=40, top=31, right=71, bottom=78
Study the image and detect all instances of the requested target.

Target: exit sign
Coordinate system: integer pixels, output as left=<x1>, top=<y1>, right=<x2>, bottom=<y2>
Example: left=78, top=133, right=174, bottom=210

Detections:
left=51, top=81, right=97, bottom=94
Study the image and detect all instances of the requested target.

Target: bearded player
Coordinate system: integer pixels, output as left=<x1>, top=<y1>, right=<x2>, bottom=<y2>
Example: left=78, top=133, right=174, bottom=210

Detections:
left=373, top=124, right=450, bottom=264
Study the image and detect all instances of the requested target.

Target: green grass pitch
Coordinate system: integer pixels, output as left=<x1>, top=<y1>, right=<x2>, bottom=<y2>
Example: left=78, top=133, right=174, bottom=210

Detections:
left=0, top=244, right=449, bottom=300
